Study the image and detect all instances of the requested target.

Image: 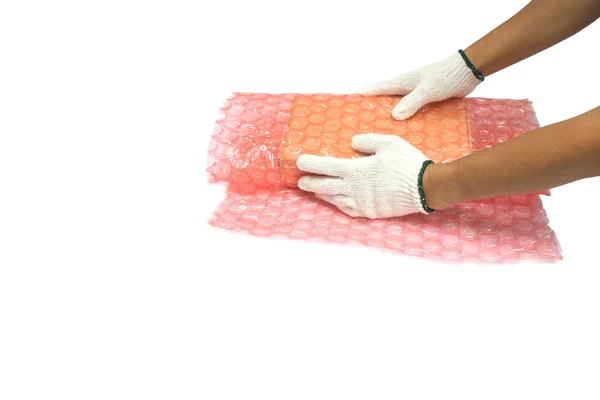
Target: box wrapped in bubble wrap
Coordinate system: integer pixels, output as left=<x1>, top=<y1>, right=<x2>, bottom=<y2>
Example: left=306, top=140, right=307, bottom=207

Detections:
left=206, top=93, right=561, bottom=263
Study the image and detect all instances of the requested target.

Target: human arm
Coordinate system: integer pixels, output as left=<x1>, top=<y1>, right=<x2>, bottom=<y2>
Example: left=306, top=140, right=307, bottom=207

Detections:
left=465, top=0, right=600, bottom=77
left=424, top=106, right=600, bottom=209
left=296, top=107, right=600, bottom=219
left=361, top=0, right=600, bottom=120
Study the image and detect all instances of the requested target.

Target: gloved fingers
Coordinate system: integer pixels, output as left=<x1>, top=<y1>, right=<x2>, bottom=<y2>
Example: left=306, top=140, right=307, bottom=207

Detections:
left=357, top=72, right=419, bottom=96
left=351, top=133, right=401, bottom=154
left=337, top=204, right=360, bottom=218
left=297, top=154, right=353, bottom=177
left=298, top=176, right=346, bottom=196
left=316, top=194, right=360, bottom=217
left=391, top=85, right=431, bottom=120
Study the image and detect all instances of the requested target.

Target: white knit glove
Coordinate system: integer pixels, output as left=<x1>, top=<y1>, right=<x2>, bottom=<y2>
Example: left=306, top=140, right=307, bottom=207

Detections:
left=359, top=51, right=483, bottom=120
left=297, top=134, right=435, bottom=219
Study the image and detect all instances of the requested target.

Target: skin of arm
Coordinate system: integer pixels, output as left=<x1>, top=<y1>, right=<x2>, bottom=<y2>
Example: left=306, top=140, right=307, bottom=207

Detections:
left=422, top=0, right=600, bottom=209
left=303, top=1, right=600, bottom=217
left=423, top=106, right=600, bottom=210
left=464, top=0, right=600, bottom=76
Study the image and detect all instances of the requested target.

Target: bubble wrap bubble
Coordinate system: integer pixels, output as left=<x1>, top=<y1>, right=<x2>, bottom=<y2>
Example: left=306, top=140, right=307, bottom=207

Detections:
left=209, top=184, right=560, bottom=263
left=206, top=93, right=561, bottom=263
left=279, top=95, right=470, bottom=184
left=206, top=93, right=295, bottom=185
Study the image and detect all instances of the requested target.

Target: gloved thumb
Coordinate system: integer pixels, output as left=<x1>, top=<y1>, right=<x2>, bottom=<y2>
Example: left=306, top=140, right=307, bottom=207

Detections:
left=351, top=133, right=399, bottom=154
left=391, top=86, right=430, bottom=120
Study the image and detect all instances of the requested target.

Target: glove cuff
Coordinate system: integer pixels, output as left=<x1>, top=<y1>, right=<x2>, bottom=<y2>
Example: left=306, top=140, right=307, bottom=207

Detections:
left=458, top=49, right=485, bottom=82
left=436, top=52, right=483, bottom=99
left=416, top=160, right=436, bottom=213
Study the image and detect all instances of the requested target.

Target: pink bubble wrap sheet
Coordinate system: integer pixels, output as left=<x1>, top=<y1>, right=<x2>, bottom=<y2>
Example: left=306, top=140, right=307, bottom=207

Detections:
left=206, top=94, right=561, bottom=263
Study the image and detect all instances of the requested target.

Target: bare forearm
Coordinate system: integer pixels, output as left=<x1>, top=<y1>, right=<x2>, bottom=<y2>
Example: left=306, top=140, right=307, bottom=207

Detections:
left=424, top=107, right=600, bottom=209
left=465, top=0, right=600, bottom=77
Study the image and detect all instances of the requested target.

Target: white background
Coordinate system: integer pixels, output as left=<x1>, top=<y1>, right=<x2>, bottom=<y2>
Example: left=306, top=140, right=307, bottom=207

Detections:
left=1, top=0, right=599, bottom=399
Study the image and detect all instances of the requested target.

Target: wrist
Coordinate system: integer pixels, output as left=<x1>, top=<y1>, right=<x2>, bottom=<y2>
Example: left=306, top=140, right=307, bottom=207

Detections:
left=422, top=161, right=467, bottom=210
left=458, top=49, right=485, bottom=82
left=463, top=44, right=495, bottom=77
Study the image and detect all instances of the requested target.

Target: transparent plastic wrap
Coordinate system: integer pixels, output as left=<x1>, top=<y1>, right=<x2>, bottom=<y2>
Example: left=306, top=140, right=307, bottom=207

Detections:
left=209, top=184, right=560, bottom=263
left=206, top=93, right=295, bottom=186
left=206, top=93, right=561, bottom=263
left=278, top=94, right=470, bottom=184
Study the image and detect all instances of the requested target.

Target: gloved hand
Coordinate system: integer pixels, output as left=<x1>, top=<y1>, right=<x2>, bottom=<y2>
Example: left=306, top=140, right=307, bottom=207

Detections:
left=297, top=133, right=435, bottom=219
left=359, top=50, right=483, bottom=120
